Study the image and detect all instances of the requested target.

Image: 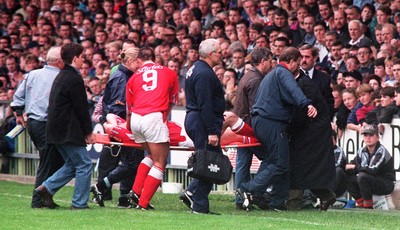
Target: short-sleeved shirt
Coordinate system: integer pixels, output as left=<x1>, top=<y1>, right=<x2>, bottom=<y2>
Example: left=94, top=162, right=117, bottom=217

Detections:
left=126, top=62, right=179, bottom=116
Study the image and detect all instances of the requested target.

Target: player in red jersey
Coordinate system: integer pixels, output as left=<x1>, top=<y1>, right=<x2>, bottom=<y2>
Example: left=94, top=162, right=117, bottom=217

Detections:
left=126, top=47, right=179, bottom=210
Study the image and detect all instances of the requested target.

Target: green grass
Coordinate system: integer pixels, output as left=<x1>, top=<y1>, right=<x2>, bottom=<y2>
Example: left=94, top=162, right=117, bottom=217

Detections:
left=1, top=181, right=400, bottom=230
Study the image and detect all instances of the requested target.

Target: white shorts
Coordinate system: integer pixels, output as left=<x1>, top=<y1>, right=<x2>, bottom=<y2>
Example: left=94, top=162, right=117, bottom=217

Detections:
left=130, top=112, right=170, bottom=143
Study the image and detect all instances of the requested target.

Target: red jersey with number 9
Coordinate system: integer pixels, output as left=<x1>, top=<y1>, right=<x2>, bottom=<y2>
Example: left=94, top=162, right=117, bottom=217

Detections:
left=126, top=62, right=179, bottom=115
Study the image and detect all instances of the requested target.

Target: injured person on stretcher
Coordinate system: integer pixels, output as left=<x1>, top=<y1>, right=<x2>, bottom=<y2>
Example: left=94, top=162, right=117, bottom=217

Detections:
left=97, top=113, right=260, bottom=148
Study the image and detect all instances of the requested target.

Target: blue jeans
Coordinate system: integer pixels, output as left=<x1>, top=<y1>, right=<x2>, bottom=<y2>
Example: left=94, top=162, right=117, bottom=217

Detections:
left=234, top=146, right=265, bottom=205
left=43, top=144, right=92, bottom=208
left=242, top=116, right=290, bottom=209
left=235, top=148, right=252, bottom=205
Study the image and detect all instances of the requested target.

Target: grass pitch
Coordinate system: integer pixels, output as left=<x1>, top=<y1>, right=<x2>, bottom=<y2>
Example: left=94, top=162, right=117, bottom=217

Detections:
left=1, top=180, right=400, bottom=230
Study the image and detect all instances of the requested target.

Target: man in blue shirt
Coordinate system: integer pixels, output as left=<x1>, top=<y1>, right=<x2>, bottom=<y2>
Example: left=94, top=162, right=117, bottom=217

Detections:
left=11, top=46, right=65, bottom=208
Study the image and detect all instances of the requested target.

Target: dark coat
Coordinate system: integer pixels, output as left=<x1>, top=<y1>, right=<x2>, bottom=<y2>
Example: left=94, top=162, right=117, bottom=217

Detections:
left=310, top=69, right=334, bottom=119
left=233, top=66, right=264, bottom=125
left=46, top=64, right=92, bottom=146
left=288, top=74, right=335, bottom=190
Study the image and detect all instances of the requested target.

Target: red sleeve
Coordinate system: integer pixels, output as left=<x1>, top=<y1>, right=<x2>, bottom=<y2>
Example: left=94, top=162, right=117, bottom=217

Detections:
left=169, top=70, right=179, bottom=105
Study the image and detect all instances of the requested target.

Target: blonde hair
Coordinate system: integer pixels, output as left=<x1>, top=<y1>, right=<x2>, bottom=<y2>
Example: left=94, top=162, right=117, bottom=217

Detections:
left=356, top=83, right=374, bottom=97
left=119, top=47, right=139, bottom=64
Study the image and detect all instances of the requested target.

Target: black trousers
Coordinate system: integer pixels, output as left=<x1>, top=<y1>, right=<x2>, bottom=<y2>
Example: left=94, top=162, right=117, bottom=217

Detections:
left=98, top=146, right=144, bottom=195
left=347, top=172, right=394, bottom=200
left=27, top=119, right=64, bottom=207
left=97, top=147, right=120, bottom=199
left=106, top=146, right=144, bottom=194
left=334, top=167, right=347, bottom=197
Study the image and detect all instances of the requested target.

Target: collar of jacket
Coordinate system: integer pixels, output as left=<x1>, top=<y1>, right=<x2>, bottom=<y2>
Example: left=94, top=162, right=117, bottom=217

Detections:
left=64, top=64, right=81, bottom=76
left=117, top=64, right=134, bottom=78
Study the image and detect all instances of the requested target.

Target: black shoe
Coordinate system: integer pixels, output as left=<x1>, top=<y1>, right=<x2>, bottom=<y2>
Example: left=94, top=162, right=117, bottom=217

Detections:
left=252, top=193, right=271, bottom=210
left=70, top=205, right=89, bottom=210
left=235, top=188, right=252, bottom=211
left=127, top=190, right=140, bottom=206
left=34, top=185, right=57, bottom=209
left=117, top=197, right=134, bottom=208
left=319, top=192, right=336, bottom=211
left=90, top=184, right=104, bottom=207
left=179, top=191, right=193, bottom=210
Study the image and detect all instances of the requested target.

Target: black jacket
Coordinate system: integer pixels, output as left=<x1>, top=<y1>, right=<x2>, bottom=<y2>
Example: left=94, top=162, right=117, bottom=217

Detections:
left=46, top=64, right=92, bottom=146
left=288, top=74, right=335, bottom=190
left=310, top=69, right=334, bottom=119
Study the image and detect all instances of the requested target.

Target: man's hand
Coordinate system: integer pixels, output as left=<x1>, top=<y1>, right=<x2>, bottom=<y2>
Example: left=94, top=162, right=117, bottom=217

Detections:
left=208, top=135, right=219, bottom=146
left=307, top=105, right=317, bottom=118
left=85, top=132, right=96, bottom=144
left=15, top=115, right=26, bottom=127
left=345, top=164, right=355, bottom=171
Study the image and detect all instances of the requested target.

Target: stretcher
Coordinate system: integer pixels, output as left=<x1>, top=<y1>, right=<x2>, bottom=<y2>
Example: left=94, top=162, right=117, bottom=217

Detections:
left=95, top=133, right=261, bottom=151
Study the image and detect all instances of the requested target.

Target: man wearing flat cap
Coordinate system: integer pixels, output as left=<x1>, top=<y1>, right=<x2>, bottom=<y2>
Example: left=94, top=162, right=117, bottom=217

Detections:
left=345, top=124, right=395, bottom=209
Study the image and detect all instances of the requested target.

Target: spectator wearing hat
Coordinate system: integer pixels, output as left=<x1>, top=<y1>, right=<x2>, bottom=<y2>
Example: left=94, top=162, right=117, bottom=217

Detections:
left=346, top=124, right=395, bottom=209
left=11, top=44, right=24, bottom=59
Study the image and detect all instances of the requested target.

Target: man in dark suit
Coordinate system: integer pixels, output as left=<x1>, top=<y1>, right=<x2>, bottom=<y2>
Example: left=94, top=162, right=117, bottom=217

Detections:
left=34, top=43, right=95, bottom=209
left=299, top=44, right=335, bottom=119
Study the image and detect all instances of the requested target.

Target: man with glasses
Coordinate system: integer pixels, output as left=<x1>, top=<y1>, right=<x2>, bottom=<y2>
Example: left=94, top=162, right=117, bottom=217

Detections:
left=357, top=45, right=374, bottom=77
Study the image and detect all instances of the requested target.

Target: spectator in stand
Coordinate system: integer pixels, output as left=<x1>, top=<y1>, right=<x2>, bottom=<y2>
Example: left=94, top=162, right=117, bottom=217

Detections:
left=365, top=87, right=399, bottom=127
left=347, top=84, right=376, bottom=132
left=346, top=124, right=395, bottom=209
left=348, top=20, right=372, bottom=47
left=383, top=57, right=397, bottom=87
left=345, top=56, right=361, bottom=73
left=357, top=45, right=375, bottom=77
left=313, top=21, right=329, bottom=63
left=302, top=15, right=316, bottom=45
left=364, top=75, right=382, bottom=92
left=374, top=58, right=388, bottom=87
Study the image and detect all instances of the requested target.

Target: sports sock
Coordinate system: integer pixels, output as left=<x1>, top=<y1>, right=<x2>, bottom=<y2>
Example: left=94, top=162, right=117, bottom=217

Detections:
left=138, top=165, right=164, bottom=208
left=132, top=156, right=153, bottom=196
left=242, top=136, right=259, bottom=144
left=231, top=118, right=255, bottom=137
left=356, top=198, right=364, bottom=208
